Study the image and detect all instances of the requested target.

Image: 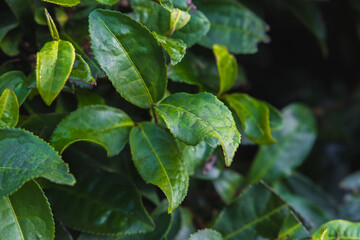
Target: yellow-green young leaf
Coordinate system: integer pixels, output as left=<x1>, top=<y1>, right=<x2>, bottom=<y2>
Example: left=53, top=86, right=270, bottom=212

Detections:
left=0, top=88, right=19, bottom=128
left=89, top=9, right=167, bottom=109
left=50, top=105, right=133, bottom=156
left=36, top=40, right=75, bottom=106
left=154, top=32, right=186, bottom=66
left=213, top=44, right=237, bottom=97
left=224, top=93, right=275, bottom=145
left=47, top=171, right=155, bottom=236
left=168, top=8, right=191, bottom=35
left=96, top=0, right=119, bottom=5
left=213, top=182, right=309, bottom=240
left=155, top=92, right=240, bottom=166
left=187, top=229, right=223, bottom=240
left=41, top=0, right=80, bottom=7
left=248, top=104, right=317, bottom=184
left=0, top=71, right=31, bottom=105
left=130, top=122, right=189, bottom=213
left=0, top=128, right=75, bottom=198
left=197, top=0, right=269, bottom=54
left=44, top=8, right=59, bottom=40
left=0, top=180, right=55, bottom=240
left=312, top=220, right=360, bottom=239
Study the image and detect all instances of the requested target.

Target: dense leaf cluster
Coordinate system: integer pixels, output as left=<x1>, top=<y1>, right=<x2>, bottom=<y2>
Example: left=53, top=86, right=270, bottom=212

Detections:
left=0, top=0, right=360, bottom=239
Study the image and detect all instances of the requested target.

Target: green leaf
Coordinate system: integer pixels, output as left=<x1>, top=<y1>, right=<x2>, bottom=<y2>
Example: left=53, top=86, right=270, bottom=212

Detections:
left=0, top=71, right=31, bottom=105
left=156, top=93, right=240, bottom=166
left=283, top=0, right=327, bottom=56
left=213, top=169, right=243, bottom=204
left=340, top=170, right=360, bottom=192
left=225, top=93, right=275, bottom=145
left=0, top=12, right=18, bottom=43
left=0, top=128, right=75, bottom=198
left=213, top=44, right=237, bottom=96
left=169, top=8, right=191, bottom=35
left=41, top=0, right=80, bottom=7
left=76, top=92, right=105, bottom=108
left=152, top=0, right=174, bottom=11
left=187, top=229, right=223, bottom=240
left=68, top=54, right=96, bottom=86
left=312, top=220, right=360, bottom=239
left=0, top=29, right=22, bottom=57
left=0, top=89, right=19, bottom=128
left=0, top=180, right=55, bottom=240
left=89, top=9, right=167, bottom=109
left=154, top=32, right=186, bottom=65
left=248, top=104, right=317, bottom=183
left=96, top=0, right=119, bottom=5
left=213, top=182, right=309, bottom=240
left=130, top=122, right=189, bottom=213
left=266, top=102, right=283, bottom=130
left=47, top=171, right=154, bottom=236
left=167, top=207, right=195, bottom=240
left=36, top=40, right=76, bottom=105
left=131, top=0, right=210, bottom=47
left=183, top=141, right=214, bottom=175
left=50, top=105, right=133, bottom=156
left=45, top=8, right=59, bottom=40
left=196, top=0, right=269, bottom=54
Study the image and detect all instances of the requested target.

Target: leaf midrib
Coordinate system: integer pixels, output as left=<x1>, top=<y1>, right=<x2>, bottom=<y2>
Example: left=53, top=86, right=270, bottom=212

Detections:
left=223, top=203, right=287, bottom=239
left=94, top=13, right=153, bottom=104
left=7, top=197, right=25, bottom=240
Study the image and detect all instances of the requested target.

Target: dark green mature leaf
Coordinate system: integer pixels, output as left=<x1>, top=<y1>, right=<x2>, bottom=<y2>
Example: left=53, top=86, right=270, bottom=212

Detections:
left=0, top=128, right=75, bottom=198
left=47, top=171, right=154, bottom=236
left=50, top=105, right=133, bottom=156
left=213, top=182, right=309, bottom=240
left=130, top=122, right=189, bottom=213
left=0, top=29, right=22, bottom=57
left=196, top=0, right=269, bottom=54
left=0, top=180, right=55, bottom=239
left=36, top=40, right=76, bottom=105
left=340, top=170, right=360, bottom=192
left=68, top=54, right=96, bottom=86
left=156, top=92, right=240, bottom=166
left=213, top=169, right=243, bottom=204
left=225, top=93, right=275, bottom=145
left=213, top=44, right=237, bottom=97
left=0, top=71, right=31, bottom=105
left=96, top=0, right=119, bottom=5
left=266, top=102, right=283, bottom=130
left=312, top=220, right=360, bottom=239
left=131, top=0, right=210, bottom=47
left=167, top=207, right=195, bottom=240
left=42, top=0, right=80, bottom=7
left=283, top=0, right=327, bottom=56
left=4, top=0, right=33, bottom=26
left=0, top=89, right=19, bottom=128
left=187, top=229, right=223, bottom=240
left=154, top=32, right=186, bottom=66
left=152, top=0, right=174, bottom=11
left=0, top=13, right=18, bottom=43
left=89, top=9, right=167, bottom=109
left=248, top=104, right=317, bottom=183
left=183, top=141, right=214, bottom=175
left=76, top=92, right=105, bottom=108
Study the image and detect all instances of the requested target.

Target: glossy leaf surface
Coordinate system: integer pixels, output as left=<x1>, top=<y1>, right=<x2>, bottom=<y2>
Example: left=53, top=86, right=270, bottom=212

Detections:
left=45, top=8, right=59, bottom=40
left=248, top=104, right=317, bottom=183
left=196, top=0, right=269, bottom=54
left=47, top=171, right=154, bottom=236
left=0, top=88, right=19, bottom=128
left=0, top=128, right=75, bottom=198
left=89, top=9, right=167, bottom=108
left=50, top=105, right=133, bottom=156
left=42, top=0, right=80, bottom=7
left=312, top=220, right=360, bottom=239
left=213, top=44, right=237, bottom=96
left=97, top=0, right=119, bottom=5
left=213, top=182, right=309, bottom=240
left=68, top=54, right=96, bottom=86
left=169, top=8, right=191, bottom=35
left=225, top=93, right=275, bottom=145
left=187, top=229, right=223, bottom=240
left=130, top=122, right=189, bottom=213
left=156, top=92, right=240, bottom=166
left=0, top=180, right=54, bottom=240
left=0, top=71, right=31, bottom=105
left=36, top=40, right=75, bottom=105
left=154, top=32, right=186, bottom=66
